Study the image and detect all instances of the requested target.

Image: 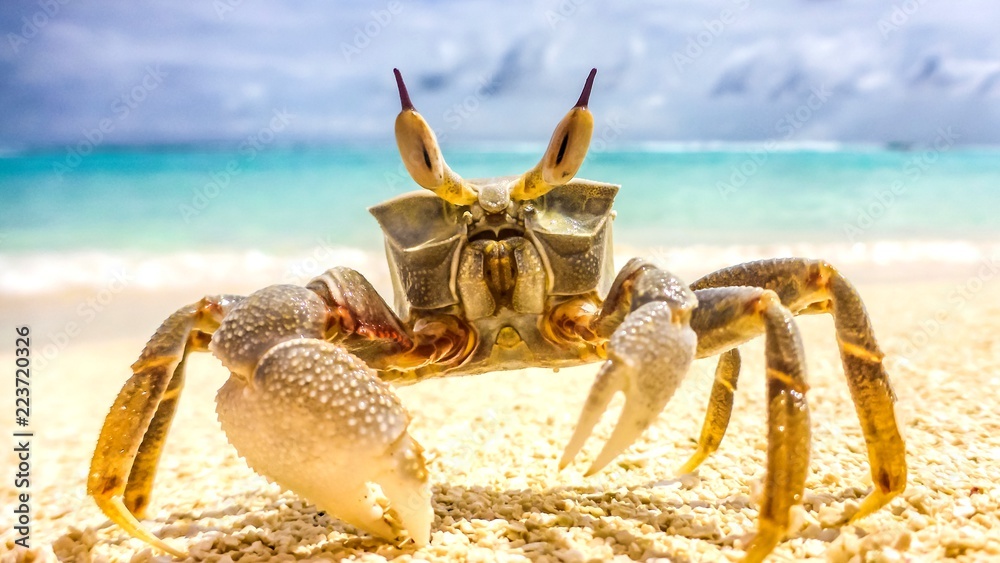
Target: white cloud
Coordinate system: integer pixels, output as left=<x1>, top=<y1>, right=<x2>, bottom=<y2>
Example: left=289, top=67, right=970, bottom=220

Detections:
left=1, top=0, right=999, bottom=148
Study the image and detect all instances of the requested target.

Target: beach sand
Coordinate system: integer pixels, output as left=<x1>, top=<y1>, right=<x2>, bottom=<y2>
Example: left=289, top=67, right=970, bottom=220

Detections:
left=2, top=252, right=999, bottom=562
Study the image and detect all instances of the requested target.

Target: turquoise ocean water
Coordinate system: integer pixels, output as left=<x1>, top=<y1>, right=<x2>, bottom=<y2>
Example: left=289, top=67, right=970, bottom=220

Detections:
left=1, top=144, right=998, bottom=294
left=2, top=145, right=998, bottom=254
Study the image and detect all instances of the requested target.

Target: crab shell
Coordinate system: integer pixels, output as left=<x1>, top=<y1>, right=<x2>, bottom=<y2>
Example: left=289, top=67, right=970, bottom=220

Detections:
left=370, top=178, right=618, bottom=374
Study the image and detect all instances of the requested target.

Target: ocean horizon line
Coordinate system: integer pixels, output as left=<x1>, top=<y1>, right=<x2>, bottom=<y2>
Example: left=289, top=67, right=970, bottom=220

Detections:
left=5, top=140, right=1000, bottom=159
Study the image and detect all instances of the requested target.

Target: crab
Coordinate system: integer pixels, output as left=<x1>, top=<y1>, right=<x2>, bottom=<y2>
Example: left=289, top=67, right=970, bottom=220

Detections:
left=88, top=68, right=907, bottom=562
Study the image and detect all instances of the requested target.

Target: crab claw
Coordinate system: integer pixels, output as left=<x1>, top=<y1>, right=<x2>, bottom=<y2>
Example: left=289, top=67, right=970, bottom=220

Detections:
left=560, top=301, right=697, bottom=475
left=216, top=339, right=432, bottom=545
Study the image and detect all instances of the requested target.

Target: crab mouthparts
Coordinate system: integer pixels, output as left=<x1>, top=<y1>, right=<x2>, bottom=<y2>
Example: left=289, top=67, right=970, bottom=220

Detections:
left=468, top=225, right=525, bottom=243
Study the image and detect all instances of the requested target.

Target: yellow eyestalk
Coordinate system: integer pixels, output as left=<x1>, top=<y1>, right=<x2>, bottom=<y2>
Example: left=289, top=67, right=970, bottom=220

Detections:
left=512, top=68, right=596, bottom=201
left=394, top=69, right=477, bottom=206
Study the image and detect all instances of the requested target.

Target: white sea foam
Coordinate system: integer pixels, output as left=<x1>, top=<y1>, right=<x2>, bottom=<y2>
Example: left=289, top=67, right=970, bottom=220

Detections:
left=633, top=239, right=1000, bottom=280
left=3, top=240, right=998, bottom=297
left=0, top=248, right=387, bottom=297
left=627, top=140, right=862, bottom=154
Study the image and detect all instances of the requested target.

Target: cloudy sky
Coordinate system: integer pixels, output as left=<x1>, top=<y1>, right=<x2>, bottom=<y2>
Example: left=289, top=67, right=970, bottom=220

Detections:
left=2, top=0, right=999, bottom=149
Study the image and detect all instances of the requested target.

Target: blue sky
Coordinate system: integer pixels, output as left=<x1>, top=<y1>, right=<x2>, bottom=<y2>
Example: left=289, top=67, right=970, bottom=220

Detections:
left=2, top=0, right=999, bottom=149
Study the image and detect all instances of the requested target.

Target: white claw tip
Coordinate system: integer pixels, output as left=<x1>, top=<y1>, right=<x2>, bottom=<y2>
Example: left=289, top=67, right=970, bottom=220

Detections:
left=378, top=433, right=433, bottom=547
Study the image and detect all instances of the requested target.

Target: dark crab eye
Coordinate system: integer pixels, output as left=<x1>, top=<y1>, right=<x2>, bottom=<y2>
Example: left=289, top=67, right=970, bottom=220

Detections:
left=393, top=69, right=446, bottom=188
left=541, top=68, right=596, bottom=184
left=392, top=70, right=477, bottom=205
left=513, top=69, right=597, bottom=201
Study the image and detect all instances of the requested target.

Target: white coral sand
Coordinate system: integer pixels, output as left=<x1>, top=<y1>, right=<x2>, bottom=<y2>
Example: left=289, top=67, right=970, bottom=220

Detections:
left=2, top=280, right=999, bottom=562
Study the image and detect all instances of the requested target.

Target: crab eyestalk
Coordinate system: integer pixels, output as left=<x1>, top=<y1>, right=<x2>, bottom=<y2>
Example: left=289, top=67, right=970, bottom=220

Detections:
left=512, top=68, right=597, bottom=201
left=393, top=69, right=477, bottom=206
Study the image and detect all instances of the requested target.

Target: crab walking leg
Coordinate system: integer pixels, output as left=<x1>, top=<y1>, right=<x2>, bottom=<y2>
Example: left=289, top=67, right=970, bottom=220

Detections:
left=689, top=287, right=811, bottom=563
left=88, top=295, right=243, bottom=558
left=561, top=258, right=698, bottom=475
left=692, top=258, right=907, bottom=520
left=676, top=348, right=741, bottom=475
left=124, top=330, right=212, bottom=517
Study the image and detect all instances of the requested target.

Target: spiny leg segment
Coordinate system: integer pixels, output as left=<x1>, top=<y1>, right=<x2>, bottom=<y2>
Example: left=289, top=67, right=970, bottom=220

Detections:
left=123, top=329, right=212, bottom=517
left=689, top=258, right=907, bottom=522
left=88, top=295, right=243, bottom=558
left=687, top=286, right=811, bottom=563
left=677, top=347, right=741, bottom=475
